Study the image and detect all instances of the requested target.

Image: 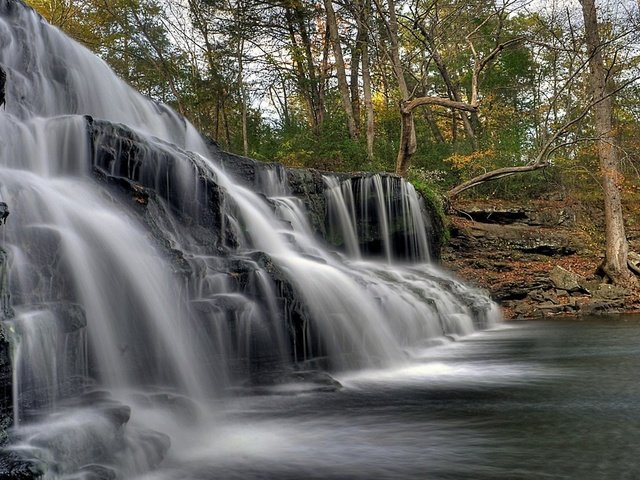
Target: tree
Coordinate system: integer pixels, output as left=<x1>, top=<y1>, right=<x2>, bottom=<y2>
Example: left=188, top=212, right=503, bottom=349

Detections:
left=324, top=0, right=358, bottom=138
left=580, top=0, right=636, bottom=286
left=354, top=0, right=375, bottom=159
left=374, top=0, right=524, bottom=176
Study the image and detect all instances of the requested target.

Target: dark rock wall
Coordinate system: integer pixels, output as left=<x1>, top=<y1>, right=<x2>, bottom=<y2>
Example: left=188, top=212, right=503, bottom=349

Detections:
left=0, top=65, right=5, bottom=108
left=211, top=143, right=444, bottom=260
left=0, top=249, right=13, bottom=445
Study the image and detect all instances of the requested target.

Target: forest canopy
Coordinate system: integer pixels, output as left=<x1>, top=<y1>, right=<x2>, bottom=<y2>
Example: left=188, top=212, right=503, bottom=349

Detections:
left=25, top=0, right=640, bottom=202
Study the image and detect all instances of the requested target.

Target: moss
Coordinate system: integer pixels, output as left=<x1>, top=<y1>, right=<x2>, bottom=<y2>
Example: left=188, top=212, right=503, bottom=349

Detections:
left=407, top=173, right=450, bottom=257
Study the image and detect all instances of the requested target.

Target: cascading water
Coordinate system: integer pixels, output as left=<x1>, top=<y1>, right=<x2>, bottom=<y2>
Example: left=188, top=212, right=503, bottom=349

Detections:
left=0, top=1, right=499, bottom=478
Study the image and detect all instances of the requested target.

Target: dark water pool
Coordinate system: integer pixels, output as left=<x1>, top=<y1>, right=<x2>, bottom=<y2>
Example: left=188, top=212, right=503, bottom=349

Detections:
left=133, top=316, right=640, bottom=480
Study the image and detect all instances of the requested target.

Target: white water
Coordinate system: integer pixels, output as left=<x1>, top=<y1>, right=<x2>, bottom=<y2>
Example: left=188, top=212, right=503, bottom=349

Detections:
left=0, top=1, right=499, bottom=477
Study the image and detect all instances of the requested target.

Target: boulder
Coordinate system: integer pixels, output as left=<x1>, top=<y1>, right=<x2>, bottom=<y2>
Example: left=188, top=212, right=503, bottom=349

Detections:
left=549, top=266, right=584, bottom=292
left=576, top=300, right=622, bottom=316
left=77, top=464, right=118, bottom=480
left=534, top=302, right=567, bottom=316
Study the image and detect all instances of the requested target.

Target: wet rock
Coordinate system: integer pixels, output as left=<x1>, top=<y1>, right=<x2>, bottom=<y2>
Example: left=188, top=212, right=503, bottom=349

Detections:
left=76, top=390, right=113, bottom=405
left=0, top=202, right=8, bottom=225
left=76, top=464, right=117, bottom=480
left=19, top=302, right=86, bottom=333
left=549, top=266, right=584, bottom=292
left=88, top=118, right=443, bottom=263
left=131, top=390, right=199, bottom=421
left=128, top=428, right=171, bottom=469
left=0, top=248, right=12, bottom=451
left=0, top=450, right=46, bottom=479
left=0, top=65, right=5, bottom=108
left=100, top=403, right=131, bottom=426
left=243, top=369, right=342, bottom=395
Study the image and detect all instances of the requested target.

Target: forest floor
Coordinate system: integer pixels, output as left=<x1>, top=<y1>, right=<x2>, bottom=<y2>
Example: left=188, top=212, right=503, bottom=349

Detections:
left=441, top=197, right=640, bottom=319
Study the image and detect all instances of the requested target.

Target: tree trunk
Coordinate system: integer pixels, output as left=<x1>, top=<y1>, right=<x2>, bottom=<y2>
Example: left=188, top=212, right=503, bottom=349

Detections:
left=356, top=0, right=374, bottom=160
left=324, top=0, right=358, bottom=138
left=350, top=44, right=361, bottom=132
left=238, top=36, right=249, bottom=156
left=580, top=0, right=635, bottom=285
left=382, top=0, right=415, bottom=175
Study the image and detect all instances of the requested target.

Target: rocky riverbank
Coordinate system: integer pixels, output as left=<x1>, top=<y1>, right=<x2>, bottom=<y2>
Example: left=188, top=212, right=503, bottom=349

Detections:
left=442, top=198, right=640, bottom=319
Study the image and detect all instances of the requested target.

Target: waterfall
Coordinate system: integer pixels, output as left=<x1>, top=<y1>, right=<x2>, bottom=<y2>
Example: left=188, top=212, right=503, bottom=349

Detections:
left=0, top=1, right=499, bottom=477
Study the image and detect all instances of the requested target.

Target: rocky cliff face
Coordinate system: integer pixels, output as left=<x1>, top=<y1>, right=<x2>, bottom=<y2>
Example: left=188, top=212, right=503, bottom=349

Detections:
left=0, top=250, right=45, bottom=478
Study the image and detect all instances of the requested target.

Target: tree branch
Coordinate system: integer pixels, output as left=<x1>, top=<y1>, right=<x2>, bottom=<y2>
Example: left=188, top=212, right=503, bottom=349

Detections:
left=446, top=163, right=550, bottom=198
left=401, top=96, right=478, bottom=114
left=445, top=75, right=640, bottom=200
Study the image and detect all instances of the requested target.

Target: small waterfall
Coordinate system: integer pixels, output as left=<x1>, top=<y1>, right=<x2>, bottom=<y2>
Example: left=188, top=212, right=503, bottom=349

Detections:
left=0, top=1, right=499, bottom=477
left=324, top=174, right=431, bottom=261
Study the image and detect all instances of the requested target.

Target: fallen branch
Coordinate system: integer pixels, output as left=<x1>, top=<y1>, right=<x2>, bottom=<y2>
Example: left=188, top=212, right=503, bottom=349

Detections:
left=446, top=162, right=550, bottom=198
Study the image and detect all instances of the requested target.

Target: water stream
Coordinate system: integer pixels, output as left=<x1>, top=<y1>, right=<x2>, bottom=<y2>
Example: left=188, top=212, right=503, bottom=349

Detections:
left=0, top=2, right=500, bottom=478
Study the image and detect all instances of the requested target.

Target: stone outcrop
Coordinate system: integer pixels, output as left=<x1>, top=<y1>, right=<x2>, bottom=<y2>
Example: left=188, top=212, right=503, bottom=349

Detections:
left=210, top=142, right=445, bottom=259
left=549, top=266, right=583, bottom=292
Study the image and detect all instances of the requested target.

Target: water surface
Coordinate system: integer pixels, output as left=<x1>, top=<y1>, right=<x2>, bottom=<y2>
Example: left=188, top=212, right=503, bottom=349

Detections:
left=135, top=317, right=640, bottom=480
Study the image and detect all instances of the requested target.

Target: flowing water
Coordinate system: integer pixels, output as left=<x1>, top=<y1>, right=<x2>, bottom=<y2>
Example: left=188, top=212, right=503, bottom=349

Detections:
left=0, top=2, right=506, bottom=478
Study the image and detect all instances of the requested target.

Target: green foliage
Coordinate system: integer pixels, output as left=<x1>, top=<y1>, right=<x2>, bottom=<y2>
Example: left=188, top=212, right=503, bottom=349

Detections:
left=25, top=0, right=640, bottom=207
